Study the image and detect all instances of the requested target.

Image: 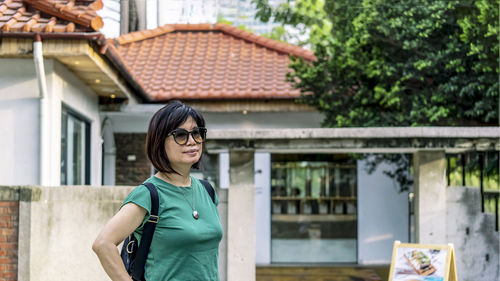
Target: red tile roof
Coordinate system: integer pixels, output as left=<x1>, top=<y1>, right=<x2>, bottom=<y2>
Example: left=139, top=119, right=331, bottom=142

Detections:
left=112, top=23, right=315, bottom=101
left=0, top=0, right=103, bottom=32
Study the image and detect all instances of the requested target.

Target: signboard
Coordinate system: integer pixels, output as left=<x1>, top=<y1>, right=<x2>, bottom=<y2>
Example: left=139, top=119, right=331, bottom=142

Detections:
left=388, top=241, right=458, bottom=281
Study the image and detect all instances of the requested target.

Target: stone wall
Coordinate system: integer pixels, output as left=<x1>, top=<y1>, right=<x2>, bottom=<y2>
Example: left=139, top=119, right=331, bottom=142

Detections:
left=114, top=133, right=151, bottom=185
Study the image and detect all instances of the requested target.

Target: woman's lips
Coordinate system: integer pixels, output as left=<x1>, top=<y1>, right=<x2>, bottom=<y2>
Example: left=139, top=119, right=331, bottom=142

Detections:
left=184, top=150, right=198, bottom=156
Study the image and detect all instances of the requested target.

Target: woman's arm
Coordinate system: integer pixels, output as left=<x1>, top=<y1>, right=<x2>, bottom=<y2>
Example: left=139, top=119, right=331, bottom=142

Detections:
left=92, top=203, right=147, bottom=281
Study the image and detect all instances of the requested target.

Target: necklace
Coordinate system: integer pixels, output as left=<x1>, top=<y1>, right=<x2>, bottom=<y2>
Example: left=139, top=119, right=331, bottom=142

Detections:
left=181, top=185, right=199, bottom=220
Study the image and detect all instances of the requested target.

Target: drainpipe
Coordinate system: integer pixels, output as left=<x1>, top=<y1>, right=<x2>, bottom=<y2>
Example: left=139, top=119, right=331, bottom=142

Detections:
left=33, top=34, right=50, bottom=186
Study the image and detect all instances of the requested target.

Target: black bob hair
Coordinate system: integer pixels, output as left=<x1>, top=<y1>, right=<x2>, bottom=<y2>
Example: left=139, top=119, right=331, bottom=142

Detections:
left=145, top=100, right=206, bottom=174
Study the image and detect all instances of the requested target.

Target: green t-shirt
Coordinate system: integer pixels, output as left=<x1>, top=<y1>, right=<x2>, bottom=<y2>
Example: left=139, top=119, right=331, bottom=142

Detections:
left=122, top=176, right=223, bottom=281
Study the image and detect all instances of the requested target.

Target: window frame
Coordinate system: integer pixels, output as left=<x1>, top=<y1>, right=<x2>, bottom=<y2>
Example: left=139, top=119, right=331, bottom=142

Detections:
left=61, top=105, right=91, bottom=185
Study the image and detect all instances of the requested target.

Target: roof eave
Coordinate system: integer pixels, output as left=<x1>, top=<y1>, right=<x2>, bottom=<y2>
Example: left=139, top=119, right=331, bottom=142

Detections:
left=0, top=32, right=144, bottom=103
left=103, top=43, right=152, bottom=103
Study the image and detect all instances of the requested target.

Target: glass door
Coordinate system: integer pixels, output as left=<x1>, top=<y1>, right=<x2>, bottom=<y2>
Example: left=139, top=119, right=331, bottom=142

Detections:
left=270, top=154, right=357, bottom=263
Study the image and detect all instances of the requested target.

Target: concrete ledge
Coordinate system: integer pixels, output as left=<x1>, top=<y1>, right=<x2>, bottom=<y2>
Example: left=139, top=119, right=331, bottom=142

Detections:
left=207, top=127, right=500, bottom=140
left=205, top=127, right=500, bottom=153
left=0, top=186, right=19, bottom=200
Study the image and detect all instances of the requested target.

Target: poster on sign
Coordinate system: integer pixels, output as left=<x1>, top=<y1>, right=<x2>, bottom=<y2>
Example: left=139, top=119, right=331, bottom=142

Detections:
left=388, top=241, right=457, bottom=281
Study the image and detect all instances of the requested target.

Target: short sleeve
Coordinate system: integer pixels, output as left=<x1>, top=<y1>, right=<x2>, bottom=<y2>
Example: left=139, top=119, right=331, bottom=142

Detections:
left=121, top=184, right=151, bottom=228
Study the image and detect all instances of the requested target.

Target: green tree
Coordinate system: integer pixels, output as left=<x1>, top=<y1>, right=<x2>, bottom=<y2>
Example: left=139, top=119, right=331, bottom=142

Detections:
left=255, top=0, right=499, bottom=127
left=255, top=0, right=331, bottom=46
left=255, top=0, right=499, bottom=191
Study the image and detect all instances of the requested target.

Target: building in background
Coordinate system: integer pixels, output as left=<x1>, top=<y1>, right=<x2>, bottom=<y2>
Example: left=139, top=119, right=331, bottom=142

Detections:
left=217, top=0, right=283, bottom=34
left=99, top=0, right=120, bottom=38
left=100, top=0, right=285, bottom=38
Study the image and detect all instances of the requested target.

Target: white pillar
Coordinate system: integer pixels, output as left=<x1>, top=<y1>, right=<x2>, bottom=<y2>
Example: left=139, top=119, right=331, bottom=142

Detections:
left=102, top=118, right=116, bottom=185
left=413, top=150, right=447, bottom=243
left=254, top=152, right=271, bottom=264
left=227, top=151, right=255, bottom=281
left=218, top=151, right=229, bottom=281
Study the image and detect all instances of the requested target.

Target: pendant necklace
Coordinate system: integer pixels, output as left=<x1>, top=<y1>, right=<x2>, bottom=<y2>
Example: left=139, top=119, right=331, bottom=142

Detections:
left=181, top=185, right=199, bottom=220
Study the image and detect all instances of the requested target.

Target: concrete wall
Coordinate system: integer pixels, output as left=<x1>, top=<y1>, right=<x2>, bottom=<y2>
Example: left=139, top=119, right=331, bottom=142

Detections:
left=446, top=187, right=499, bottom=281
left=0, top=184, right=229, bottom=281
left=0, top=183, right=497, bottom=281
left=0, top=185, right=131, bottom=281
left=0, top=58, right=102, bottom=186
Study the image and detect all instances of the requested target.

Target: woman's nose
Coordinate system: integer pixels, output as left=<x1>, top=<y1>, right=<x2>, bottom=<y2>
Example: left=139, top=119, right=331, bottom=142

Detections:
left=186, top=133, right=196, bottom=145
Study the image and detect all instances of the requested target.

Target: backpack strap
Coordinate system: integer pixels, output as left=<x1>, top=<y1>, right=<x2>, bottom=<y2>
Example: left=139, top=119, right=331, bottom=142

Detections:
left=199, top=179, right=215, bottom=204
left=131, top=182, right=159, bottom=281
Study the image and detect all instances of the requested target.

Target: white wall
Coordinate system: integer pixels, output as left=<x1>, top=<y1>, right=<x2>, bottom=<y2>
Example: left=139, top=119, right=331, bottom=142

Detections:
left=0, top=58, right=41, bottom=185
left=54, top=61, right=102, bottom=186
left=204, top=112, right=324, bottom=129
left=0, top=58, right=102, bottom=186
left=254, top=152, right=271, bottom=264
left=357, top=157, right=409, bottom=264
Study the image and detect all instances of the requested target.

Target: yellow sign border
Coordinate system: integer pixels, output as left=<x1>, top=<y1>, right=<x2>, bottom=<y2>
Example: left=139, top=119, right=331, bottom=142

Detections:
left=388, top=241, right=457, bottom=281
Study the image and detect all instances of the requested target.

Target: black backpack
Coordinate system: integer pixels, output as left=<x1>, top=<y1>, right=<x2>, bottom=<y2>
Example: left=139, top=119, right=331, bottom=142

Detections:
left=120, top=180, right=216, bottom=281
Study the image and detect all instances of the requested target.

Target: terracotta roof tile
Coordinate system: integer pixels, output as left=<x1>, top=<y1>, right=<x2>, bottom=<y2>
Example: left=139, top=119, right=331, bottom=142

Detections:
left=0, top=0, right=102, bottom=33
left=113, top=23, right=315, bottom=101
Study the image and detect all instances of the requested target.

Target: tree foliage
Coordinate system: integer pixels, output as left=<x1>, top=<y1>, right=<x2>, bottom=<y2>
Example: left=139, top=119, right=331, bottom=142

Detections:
left=255, top=0, right=499, bottom=127
left=254, top=0, right=331, bottom=46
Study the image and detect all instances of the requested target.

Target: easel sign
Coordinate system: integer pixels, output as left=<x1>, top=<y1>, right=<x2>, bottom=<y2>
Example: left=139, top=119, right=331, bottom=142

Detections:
left=388, top=241, right=457, bottom=281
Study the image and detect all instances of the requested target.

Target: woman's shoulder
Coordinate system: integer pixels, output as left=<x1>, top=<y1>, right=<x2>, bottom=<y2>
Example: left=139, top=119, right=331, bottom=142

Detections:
left=124, top=177, right=159, bottom=201
left=130, top=177, right=155, bottom=192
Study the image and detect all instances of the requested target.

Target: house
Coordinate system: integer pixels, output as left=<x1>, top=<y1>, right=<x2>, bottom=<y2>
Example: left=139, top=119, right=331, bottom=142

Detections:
left=100, top=23, right=322, bottom=185
left=0, top=0, right=144, bottom=187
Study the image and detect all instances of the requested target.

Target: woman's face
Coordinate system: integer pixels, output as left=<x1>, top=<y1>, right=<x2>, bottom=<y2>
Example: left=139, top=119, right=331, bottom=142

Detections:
left=164, top=116, right=203, bottom=171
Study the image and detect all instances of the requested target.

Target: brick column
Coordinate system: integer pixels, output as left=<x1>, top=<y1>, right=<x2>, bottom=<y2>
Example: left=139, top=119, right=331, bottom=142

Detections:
left=114, top=133, right=151, bottom=185
left=0, top=201, right=18, bottom=281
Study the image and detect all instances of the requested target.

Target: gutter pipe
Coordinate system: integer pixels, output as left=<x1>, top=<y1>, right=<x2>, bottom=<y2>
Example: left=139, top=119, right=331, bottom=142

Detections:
left=33, top=34, right=50, bottom=186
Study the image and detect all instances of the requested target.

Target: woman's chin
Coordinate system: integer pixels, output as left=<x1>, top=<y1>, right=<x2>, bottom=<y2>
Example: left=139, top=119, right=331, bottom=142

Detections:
left=184, top=156, right=201, bottom=164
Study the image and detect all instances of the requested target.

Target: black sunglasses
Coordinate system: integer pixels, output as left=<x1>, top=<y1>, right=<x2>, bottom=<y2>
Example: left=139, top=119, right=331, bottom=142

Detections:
left=167, top=127, right=207, bottom=145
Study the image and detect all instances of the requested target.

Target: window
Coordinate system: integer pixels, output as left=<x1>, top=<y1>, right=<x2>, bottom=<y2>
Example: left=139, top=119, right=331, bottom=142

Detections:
left=270, top=154, right=357, bottom=263
left=61, top=107, right=90, bottom=185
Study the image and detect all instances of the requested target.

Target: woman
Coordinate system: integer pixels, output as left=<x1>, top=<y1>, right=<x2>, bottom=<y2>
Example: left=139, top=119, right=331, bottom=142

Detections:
left=93, top=100, right=223, bottom=281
